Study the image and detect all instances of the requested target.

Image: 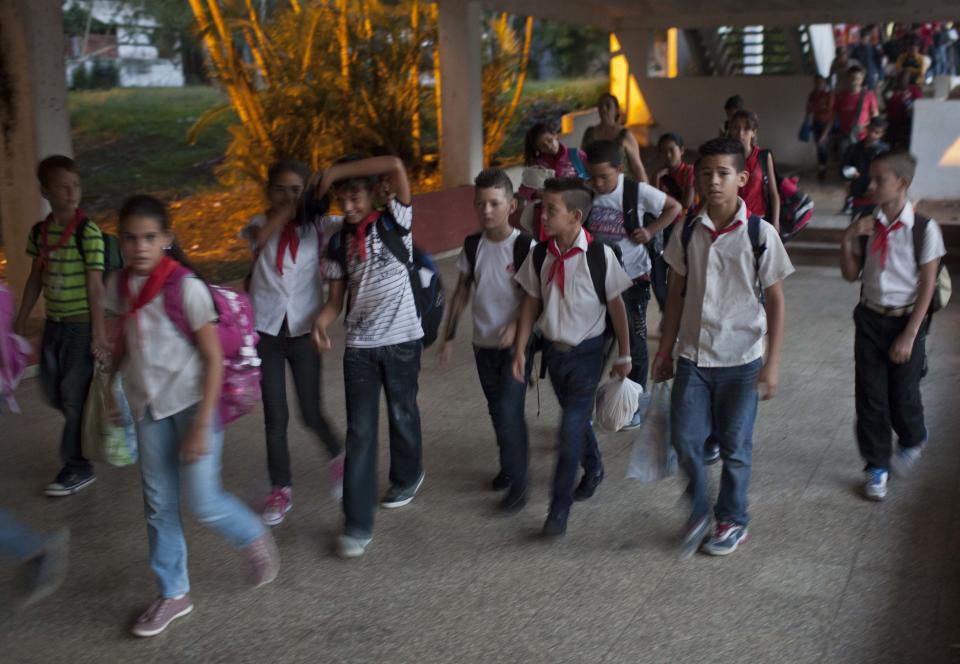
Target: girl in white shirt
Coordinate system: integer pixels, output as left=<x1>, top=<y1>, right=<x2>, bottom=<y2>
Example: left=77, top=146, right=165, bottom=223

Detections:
left=106, top=195, right=279, bottom=638
left=244, top=160, right=344, bottom=526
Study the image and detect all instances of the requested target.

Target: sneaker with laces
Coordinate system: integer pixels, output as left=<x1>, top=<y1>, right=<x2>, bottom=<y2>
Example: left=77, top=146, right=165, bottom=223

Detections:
left=328, top=453, right=345, bottom=501
left=863, top=468, right=888, bottom=501
left=261, top=487, right=293, bottom=526
left=338, top=534, right=373, bottom=558
left=701, top=521, right=749, bottom=556
left=246, top=531, right=280, bottom=587
left=44, top=467, right=96, bottom=497
left=131, top=595, right=194, bottom=637
left=381, top=472, right=425, bottom=509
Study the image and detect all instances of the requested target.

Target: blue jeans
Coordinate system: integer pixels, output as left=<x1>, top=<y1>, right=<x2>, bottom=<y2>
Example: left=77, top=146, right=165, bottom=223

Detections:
left=544, top=335, right=605, bottom=514
left=40, top=321, right=94, bottom=473
left=0, top=509, right=46, bottom=562
left=622, top=282, right=651, bottom=387
left=671, top=358, right=762, bottom=526
left=138, top=405, right=265, bottom=598
left=474, top=345, right=533, bottom=489
left=342, top=341, right=423, bottom=538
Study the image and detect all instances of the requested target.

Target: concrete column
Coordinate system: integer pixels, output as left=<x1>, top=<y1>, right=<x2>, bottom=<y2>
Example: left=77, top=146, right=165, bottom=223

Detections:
left=0, top=0, right=72, bottom=303
left=437, top=0, right=483, bottom=187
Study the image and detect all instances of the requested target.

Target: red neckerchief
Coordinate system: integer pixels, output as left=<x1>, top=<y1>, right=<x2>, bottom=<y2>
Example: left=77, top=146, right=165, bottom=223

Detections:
left=348, top=211, right=382, bottom=263
left=870, top=218, right=905, bottom=271
left=546, top=230, right=592, bottom=297
left=276, top=222, right=300, bottom=275
left=115, top=256, right=181, bottom=357
left=708, top=219, right=743, bottom=242
left=38, top=209, right=86, bottom=273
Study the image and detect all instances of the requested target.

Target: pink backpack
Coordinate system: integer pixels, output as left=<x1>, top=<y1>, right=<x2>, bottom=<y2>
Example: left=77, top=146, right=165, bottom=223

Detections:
left=160, top=266, right=262, bottom=428
left=0, top=284, right=31, bottom=413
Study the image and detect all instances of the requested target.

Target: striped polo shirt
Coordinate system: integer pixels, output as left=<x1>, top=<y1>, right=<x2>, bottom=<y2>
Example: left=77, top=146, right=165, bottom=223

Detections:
left=26, top=216, right=104, bottom=320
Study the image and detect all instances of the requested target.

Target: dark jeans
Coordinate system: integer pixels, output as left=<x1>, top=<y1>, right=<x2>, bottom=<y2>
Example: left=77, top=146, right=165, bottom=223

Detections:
left=544, top=335, right=605, bottom=514
left=342, top=341, right=423, bottom=538
left=258, top=325, right=342, bottom=487
left=40, top=321, right=94, bottom=474
left=622, top=281, right=651, bottom=388
left=473, top=345, right=534, bottom=490
left=813, top=121, right=829, bottom=167
left=650, top=255, right=669, bottom=311
left=854, top=305, right=928, bottom=471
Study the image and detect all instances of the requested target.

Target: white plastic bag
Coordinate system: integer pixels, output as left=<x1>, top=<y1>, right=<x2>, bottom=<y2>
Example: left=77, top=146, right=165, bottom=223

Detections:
left=626, top=382, right=676, bottom=482
left=83, top=364, right=138, bottom=467
left=594, top=377, right=644, bottom=433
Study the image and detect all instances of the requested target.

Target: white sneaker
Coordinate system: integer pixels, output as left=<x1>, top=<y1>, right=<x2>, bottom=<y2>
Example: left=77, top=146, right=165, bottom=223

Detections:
left=337, top=534, right=372, bottom=559
left=891, top=444, right=924, bottom=477
left=863, top=469, right=888, bottom=501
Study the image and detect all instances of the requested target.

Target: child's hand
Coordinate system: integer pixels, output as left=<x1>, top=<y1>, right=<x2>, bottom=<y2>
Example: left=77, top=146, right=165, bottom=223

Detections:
left=180, top=424, right=208, bottom=465
left=630, top=227, right=652, bottom=244
left=889, top=331, right=914, bottom=364
left=511, top=351, right=527, bottom=384
left=650, top=352, right=674, bottom=382
left=438, top=342, right=453, bottom=368
left=758, top=362, right=779, bottom=400
left=610, top=359, right=631, bottom=380
left=848, top=214, right=875, bottom=238
left=498, top=322, right=517, bottom=349
left=312, top=320, right=332, bottom=352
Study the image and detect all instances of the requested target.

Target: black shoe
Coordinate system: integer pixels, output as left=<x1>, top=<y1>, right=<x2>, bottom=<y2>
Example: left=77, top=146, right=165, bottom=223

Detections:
left=500, top=486, right=527, bottom=513
left=542, top=510, right=568, bottom=539
left=573, top=471, right=604, bottom=501
left=44, top=468, right=95, bottom=497
left=491, top=471, right=511, bottom=491
left=704, top=442, right=721, bottom=466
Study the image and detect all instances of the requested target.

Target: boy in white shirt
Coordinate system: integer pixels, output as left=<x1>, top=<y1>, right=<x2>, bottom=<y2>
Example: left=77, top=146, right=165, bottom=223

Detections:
left=440, top=169, right=535, bottom=513
left=840, top=151, right=945, bottom=501
left=652, top=138, right=794, bottom=559
left=513, top=178, right=634, bottom=539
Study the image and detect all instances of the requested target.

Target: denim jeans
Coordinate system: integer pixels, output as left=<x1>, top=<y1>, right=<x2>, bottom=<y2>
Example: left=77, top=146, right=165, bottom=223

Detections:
left=258, top=324, right=343, bottom=487
left=474, top=345, right=534, bottom=490
left=0, top=509, right=45, bottom=562
left=671, top=357, right=762, bottom=526
left=342, top=341, right=423, bottom=538
left=622, top=282, right=651, bottom=388
left=544, top=335, right=605, bottom=514
left=138, top=405, right=265, bottom=598
left=854, top=305, right=928, bottom=471
left=40, top=321, right=94, bottom=473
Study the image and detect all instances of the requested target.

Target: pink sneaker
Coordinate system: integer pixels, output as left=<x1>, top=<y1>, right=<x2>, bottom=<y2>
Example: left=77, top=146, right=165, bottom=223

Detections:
left=261, top=486, right=293, bottom=526
left=329, top=452, right=345, bottom=501
left=131, top=595, right=194, bottom=637
left=246, top=531, right=280, bottom=587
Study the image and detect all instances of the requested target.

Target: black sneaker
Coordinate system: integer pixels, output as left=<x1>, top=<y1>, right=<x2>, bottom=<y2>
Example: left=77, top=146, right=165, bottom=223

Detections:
left=573, top=471, right=604, bottom=501
left=542, top=509, right=568, bottom=539
left=491, top=471, right=511, bottom=491
left=380, top=472, right=425, bottom=509
left=45, top=468, right=96, bottom=497
left=704, top=441, right=721, bottom=466
left=499, top=485, right=527, bottom=513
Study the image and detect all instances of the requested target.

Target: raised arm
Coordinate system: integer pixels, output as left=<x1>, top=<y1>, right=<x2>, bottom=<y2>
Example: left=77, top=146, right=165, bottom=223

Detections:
left=317, top=156, right=411, bottom=206
left=841, top=214, right=873, bottom=282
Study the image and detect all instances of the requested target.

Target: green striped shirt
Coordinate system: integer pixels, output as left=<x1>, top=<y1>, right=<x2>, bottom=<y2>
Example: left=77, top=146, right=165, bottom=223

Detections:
left=26, top=219, right=104, bottom=319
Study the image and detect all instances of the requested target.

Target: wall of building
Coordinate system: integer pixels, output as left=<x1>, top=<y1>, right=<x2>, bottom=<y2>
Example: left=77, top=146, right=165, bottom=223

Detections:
left=910, top=99, right=960, bottom=201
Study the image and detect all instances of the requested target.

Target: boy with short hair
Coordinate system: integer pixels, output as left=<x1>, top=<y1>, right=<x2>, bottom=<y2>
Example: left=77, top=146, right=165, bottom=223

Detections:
left=13, top=155, right=107, bottom=496
left=843, top=116, right=890, bottom=218
left=312, top=155, right=424, bottom=558
left=583, top=139, right=682, bottom=393
left=439, top=168, right=535, bottom=513
left=513, top=177, right=634, bottom=538
left=652, top=138, right=794, bottom=559
left=840, top=151, right=945, bottom=501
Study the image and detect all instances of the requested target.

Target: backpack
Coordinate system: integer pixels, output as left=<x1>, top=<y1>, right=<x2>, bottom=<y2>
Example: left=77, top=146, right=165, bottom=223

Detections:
left=32, top=216, right=124, bottom=276
left=463, top=231, right=534, bottom=283
left=120, top=265, right=263, bottom=428
left=681, top=212, right=768, bottom=304
left=328, top=214, right=446, bottom=348
left=758, top=149, right=814, bottom=243
left=0, top=284, right=31, bottom=413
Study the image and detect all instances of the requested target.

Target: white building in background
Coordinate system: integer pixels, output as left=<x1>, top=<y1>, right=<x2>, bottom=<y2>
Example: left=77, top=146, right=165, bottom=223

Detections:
left=63, top=0, right=184, bottom=88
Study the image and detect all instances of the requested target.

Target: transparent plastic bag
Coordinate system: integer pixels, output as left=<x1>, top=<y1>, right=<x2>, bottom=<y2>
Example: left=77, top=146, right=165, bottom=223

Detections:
left=626, top=382, right=676, bottom=482
left=594, top=377, right=644, bottom=433
left=83, top=364, right=138, bottom=467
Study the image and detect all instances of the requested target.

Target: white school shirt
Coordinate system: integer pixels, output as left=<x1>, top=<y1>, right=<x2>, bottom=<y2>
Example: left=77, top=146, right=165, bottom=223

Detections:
left=663, top=199, right=795, bottom=368
left=319, top=199, right=423, bottom=348
left=854, top=201, right=946, bottom=308
left=514, top=228, right=633, bottom=347
left=588, top=174, right=667, bottom=280
left=104, top=272, right=218, bottom=421
left=243, top=214, right=326, bottom=337
left=455, top=228, right=536, bottom=348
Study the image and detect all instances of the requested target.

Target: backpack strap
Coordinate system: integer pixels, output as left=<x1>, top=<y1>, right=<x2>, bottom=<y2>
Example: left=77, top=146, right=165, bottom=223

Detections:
left=912, top=213, right=931, bottom=268
left=747, top=214, right=768, bottom=303
left=585, top=241, right=608, bottom=305
left=532, top=241, right=548, bottom=281
left=622, top=178, right=641, bottom=233
left=376, top=216, right=412, bottom=266
left=758, top=149, right=774, bottom=219
left=160, top=265, right=201, bottom=342
left=463, top=232, right=482, bottom=282
left=512, top=232, right=534, bottom=274
left=679, top=211, right=698, bottom=296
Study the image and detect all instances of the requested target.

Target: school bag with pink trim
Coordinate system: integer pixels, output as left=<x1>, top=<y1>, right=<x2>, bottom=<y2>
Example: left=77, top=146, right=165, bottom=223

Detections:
left=159, top=266, right=262, bottom=427
left=0, top=284, right=32, bottom=413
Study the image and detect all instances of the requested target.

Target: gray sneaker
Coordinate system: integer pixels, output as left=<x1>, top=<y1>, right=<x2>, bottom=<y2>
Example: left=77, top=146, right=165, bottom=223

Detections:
left=20, top=529, right=70, bottom=608
left=131, top=595, right=194, bottom=637
left=338, top=534, right=373, bottom=559
left=380, top=472, right=425, bottom=509
left=891, top=442, right=926, bottom=477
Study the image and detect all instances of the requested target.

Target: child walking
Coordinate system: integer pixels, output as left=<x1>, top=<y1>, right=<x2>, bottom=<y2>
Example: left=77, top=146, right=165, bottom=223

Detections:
left=439, top=168, right=535, bottom=513
left=243, top=160, right=344, bottom=526
left=655, top=133, right=696, bottom=214
left=13, top=156, right=108, bottom=496
left=312, top=156, right=425, bottom=559
left=652, top=138, right=794, bottom=559
left=105, top=195, right=279, bottom=637
left=842, top=117, right=889, bottom=219
left=840, top=151, right=945, bottom=501
left=513, top=177, right=633, bottom=538
left=728, top=110, right=781, bottom=233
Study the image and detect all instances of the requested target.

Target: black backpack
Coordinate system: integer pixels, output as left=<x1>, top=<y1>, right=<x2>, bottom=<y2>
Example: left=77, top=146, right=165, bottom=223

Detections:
left=680, top=212, right=768, bottom=303
left=32, top=216, right=124, bottom=277
left=462, top=231, right=534, bottom=283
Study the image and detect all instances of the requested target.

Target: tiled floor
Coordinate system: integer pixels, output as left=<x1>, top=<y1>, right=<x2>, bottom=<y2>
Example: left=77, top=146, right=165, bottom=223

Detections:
left=1, top=261, right=958, bottom=664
